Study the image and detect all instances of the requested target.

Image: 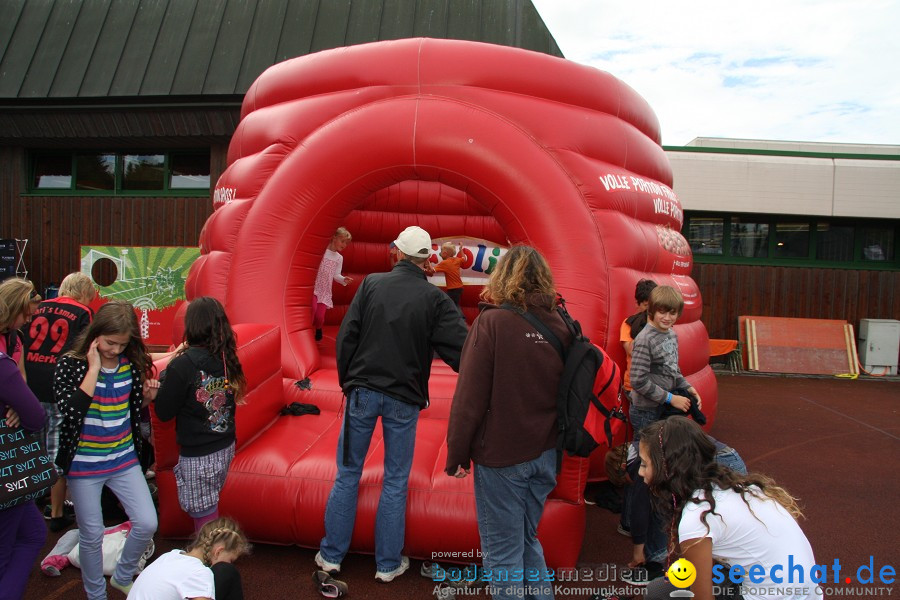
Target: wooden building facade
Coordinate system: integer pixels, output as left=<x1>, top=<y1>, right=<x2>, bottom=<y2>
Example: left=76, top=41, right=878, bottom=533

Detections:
left=0, top=0, right=561, bottom=290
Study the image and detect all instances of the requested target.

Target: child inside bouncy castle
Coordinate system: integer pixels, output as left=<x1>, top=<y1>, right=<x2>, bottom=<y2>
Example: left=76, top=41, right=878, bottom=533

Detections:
left=312, top=227, right=354, bottom=342
left=433, top=242, right=465, bottom=307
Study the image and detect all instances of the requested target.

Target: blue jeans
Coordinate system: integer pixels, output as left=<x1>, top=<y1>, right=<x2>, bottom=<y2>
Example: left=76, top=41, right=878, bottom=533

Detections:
left=67, top=465, right=157, bottom=600
left=629, top=404, right=661, bottom=440
left=320, top=387, right=419, bottom=573
left=474, top=448, right=557, bottom=600
left=626, top=450, right=668, bottom=565
left=716, top=446, right=747, bottom=475
left=645, top=502, right=668, bottom=565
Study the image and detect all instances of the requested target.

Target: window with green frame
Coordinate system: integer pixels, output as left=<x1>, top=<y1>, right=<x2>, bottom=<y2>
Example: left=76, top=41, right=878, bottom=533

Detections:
left=683, top=212, right=899, bottom=270
left=29, top=151, right=210, bottom=195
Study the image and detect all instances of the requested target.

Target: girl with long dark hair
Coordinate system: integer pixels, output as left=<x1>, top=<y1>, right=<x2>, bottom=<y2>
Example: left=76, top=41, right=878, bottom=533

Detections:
left=639, top=417, right=821, bottom=600
left=154, top=297, right=246, bottom=532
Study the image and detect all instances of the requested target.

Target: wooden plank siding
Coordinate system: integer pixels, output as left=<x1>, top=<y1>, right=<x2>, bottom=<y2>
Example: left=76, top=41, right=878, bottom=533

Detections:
left=692, top=263, right=900, bottom=340
left=0, top=144, right=226, bottom=292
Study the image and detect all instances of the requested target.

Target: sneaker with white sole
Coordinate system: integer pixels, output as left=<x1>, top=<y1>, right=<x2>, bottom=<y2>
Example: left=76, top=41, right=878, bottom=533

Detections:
left=109, top=576, right=133, bottom=595
left=375, top=555, right=410, bottom=583
left=315, top=551, right=341, bottom=575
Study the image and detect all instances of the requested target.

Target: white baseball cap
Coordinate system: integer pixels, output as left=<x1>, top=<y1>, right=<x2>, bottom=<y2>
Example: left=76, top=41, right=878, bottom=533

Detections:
left=392, top=226, right=432, bottom=258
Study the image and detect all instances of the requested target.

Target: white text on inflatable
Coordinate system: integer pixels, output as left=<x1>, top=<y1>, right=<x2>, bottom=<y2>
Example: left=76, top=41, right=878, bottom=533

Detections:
left=597, top=174, right=677, bottom=202
left=653, top=197, right=683, bottom=223
left=213, top=186, right=237, bottom=207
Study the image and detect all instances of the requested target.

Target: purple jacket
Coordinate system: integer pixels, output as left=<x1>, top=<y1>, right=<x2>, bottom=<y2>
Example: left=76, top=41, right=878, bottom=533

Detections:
left=0, top=351, right=45, bottom=431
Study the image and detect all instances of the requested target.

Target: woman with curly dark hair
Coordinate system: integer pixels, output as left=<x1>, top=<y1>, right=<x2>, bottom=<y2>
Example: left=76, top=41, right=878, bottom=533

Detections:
left=639, top=416, right=821, bottom=600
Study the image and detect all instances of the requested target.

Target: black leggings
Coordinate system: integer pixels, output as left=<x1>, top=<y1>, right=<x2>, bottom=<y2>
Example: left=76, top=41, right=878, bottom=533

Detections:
left=212, top=562, right=244, bottom=600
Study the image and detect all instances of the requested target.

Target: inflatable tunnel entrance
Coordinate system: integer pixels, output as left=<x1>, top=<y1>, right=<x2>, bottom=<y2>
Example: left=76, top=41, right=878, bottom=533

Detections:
left=165, top=38, right=717, bottom=566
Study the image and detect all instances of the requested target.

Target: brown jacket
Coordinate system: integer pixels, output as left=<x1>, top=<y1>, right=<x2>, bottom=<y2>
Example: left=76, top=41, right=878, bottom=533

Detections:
left=445, top=296, right=572, bottom=472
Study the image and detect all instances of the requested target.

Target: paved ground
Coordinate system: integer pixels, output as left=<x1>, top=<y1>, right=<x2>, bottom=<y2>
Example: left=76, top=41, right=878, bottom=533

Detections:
left=22, top=373, right=899, bottom=599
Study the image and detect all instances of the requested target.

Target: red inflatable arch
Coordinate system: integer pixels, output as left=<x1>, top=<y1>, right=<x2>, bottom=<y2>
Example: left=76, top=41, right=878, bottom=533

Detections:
left=156, top=38, right=717, bottom=567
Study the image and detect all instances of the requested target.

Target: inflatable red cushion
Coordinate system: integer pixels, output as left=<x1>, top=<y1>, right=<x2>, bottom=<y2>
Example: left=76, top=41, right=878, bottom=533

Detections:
left=165, top=37, right=717, bottom=566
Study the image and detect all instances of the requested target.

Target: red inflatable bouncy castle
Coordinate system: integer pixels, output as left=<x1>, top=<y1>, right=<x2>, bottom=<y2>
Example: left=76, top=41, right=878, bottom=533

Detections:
left=153, top=38, right=717, bottom=568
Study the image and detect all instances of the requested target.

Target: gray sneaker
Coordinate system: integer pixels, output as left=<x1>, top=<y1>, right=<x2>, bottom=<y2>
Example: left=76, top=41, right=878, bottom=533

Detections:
left=375, top=556, right=410, bottom=583
left=315, top=551, right=341, bottom=575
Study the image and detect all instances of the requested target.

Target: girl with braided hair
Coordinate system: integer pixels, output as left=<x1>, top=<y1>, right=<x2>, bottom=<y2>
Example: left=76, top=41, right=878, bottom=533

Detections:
left=638, top=416, right=821, bottom=600
left=154, top=297, right=246, bottom=532
left=129, top=517, right=251, bottom=599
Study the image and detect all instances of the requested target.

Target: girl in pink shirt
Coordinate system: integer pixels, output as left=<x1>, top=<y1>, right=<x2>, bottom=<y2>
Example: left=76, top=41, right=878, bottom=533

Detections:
left=312, top=227, right=354, bottom=341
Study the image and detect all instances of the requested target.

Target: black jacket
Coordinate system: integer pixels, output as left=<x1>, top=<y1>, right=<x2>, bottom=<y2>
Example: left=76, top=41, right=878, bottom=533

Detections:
left=24, top=297, right=93, bottom=404
left=337, top=260, right=468, bottom=408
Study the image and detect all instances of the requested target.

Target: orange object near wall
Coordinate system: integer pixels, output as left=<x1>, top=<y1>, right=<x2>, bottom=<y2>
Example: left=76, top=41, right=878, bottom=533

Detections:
left=738, top=316, right=859, bottom=376
left=162, top=38, right=717, bottom=568
left=709, top=339, right=739, bottom=356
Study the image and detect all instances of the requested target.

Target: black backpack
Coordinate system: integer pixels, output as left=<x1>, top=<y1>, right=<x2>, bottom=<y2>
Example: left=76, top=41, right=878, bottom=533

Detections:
left=503, top=297, right=624, bottom=472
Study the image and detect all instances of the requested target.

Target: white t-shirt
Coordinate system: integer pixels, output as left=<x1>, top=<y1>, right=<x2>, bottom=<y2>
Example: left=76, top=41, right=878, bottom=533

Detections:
left=129, top=549, right=215, bottom=600
left=679, top=486, right=822, bottom=600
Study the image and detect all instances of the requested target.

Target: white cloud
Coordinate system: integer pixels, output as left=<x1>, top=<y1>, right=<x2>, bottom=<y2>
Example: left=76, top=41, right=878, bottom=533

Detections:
left=531, top=0, right=900, bottom=145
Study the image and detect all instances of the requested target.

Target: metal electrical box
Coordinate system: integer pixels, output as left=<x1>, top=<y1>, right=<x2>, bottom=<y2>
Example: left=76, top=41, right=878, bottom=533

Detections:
left=858, top=319, right=900, bottom=376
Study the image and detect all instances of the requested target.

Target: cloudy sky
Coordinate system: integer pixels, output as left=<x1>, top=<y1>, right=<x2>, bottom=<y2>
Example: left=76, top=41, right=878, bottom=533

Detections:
left=531, top=0, right=900, bottom=147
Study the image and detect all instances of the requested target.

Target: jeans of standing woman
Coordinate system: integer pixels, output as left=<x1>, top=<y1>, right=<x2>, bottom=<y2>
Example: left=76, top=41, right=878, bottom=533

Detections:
left=474, top=447, right=557, bottom=600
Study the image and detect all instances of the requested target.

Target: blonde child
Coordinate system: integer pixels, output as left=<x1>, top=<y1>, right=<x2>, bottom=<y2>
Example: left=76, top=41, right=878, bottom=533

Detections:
left=433, top=241, right=465, bottom=307
left=24, top=271, right=97, bottom=532
left=154, top=297, right=246, bottom=532
left=313, top=227, right=354, bottom=341
left=128, top=516, right=251, bottom=600
left=53, top=301, right=159, bottom=598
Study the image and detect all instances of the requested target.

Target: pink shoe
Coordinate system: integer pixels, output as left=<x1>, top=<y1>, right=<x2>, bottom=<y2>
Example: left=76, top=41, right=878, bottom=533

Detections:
left=41, top=554, right=70, bottom=576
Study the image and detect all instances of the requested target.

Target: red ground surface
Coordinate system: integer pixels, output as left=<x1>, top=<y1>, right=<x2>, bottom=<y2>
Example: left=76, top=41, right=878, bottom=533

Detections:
left=22, top=373, right=899, bottom=599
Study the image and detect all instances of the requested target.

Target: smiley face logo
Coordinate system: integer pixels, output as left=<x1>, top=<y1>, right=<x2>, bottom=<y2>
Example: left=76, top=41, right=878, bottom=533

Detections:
left=667, top=558, right=697, bottom=588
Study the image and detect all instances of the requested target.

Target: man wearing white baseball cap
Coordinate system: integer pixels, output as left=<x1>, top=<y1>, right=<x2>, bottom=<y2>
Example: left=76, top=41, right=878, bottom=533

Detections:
left=317, top=225, right=467, bottom=584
